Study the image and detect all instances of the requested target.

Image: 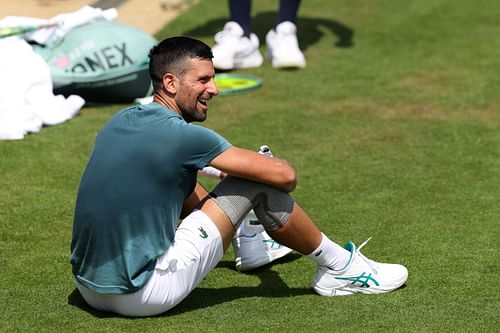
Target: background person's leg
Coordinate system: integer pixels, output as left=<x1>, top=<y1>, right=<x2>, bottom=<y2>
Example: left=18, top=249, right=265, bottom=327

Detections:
left=229, top=0, right=252, bottom=37
left=266, top=0, right=306, bottom=68
left=276, top=0, right=301, bottom=26
left=212, top=0, right=263, bottom=70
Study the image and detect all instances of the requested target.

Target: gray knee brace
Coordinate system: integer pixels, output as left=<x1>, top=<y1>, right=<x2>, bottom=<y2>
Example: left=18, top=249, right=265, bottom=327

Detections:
left=209, top=176, right=294, bottom=231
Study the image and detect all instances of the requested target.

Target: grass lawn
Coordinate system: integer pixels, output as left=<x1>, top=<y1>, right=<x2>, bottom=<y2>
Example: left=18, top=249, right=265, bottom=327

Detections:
left=1, top=0, right=499, bottom=331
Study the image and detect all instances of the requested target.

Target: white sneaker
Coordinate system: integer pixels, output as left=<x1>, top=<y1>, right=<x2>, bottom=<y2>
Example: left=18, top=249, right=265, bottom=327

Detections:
left=233, top=210, right=293, bottom=271
left=266, top=21, right=306, bottom=69
left=312, top=238, right=408, bottom=296
left=212, top=21, right=263, bottom=70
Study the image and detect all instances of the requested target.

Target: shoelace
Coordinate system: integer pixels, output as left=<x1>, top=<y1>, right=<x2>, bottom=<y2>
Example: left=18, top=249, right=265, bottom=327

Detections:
left=214, top=30, right=232, bottom=43
left=215, top=26, right=243, bottom=44
left=356, top=237, right=380, bottom=274
left=358, top=237, right=372, bottom=251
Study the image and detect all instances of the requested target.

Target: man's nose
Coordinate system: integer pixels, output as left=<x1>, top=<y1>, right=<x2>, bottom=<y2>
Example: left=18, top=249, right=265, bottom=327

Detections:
left=209, top=78, right=219, bottom=96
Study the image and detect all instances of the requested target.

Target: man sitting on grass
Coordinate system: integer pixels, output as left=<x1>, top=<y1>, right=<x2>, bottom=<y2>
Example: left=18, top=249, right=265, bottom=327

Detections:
left=70, top=36, right=408, bottom=317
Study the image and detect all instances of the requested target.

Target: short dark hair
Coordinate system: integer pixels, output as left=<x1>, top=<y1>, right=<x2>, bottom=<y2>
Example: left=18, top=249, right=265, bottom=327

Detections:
left=148, top=36, right=213, bottom=91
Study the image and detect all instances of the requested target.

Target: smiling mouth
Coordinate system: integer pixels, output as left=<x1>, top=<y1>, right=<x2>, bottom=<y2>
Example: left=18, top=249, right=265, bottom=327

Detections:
left=198, top=98, right=208, bottom=107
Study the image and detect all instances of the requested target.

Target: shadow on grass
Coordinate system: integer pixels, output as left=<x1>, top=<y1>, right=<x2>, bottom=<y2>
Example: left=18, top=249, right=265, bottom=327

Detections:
left=167, top=254, right=311, bottom=316
left=68, top=289, right=116, bottom=318
left=180, top=11, right=354, bottom=49
left=68, top=253, right=309, bottom=318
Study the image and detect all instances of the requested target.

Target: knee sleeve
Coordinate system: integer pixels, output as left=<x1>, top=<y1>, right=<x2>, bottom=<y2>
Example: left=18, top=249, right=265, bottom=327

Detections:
left=209, top=176, right=294, bottom=231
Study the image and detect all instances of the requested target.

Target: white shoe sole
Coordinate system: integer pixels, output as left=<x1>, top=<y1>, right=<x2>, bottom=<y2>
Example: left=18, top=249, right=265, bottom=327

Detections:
left=267, top=50, right=306, bottom=69
left=236, top=246, right=292, bottom=271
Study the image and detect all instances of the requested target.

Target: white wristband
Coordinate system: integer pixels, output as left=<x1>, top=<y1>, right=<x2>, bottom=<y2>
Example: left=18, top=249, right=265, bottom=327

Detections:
left=198, top=166, right=222, bottom=179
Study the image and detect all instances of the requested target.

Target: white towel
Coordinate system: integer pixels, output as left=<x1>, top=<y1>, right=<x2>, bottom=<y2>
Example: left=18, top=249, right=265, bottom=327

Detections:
left=0, top=38, right=84, bottom=140
left=0, top=6, right=117, bottom=140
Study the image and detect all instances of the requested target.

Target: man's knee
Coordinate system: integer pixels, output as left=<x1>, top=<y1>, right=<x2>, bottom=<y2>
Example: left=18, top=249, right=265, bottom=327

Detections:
left=209, top=176, right=294, bottom=231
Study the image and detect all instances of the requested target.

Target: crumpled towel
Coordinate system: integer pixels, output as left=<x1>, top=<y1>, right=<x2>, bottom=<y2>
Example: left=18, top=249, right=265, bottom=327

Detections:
left=0, top=38, right=85, bottom=140
left=0, top=6, right=117, bottom=140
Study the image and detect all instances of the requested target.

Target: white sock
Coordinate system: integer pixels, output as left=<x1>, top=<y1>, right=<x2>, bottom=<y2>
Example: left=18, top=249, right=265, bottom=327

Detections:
left=306, top=233, right=351, bottom=270
left=234, top=220, right=248, bottom=237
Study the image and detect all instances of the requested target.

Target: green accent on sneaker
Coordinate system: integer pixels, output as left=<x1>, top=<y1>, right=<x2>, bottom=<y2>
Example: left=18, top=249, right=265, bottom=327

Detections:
left=263, top=239, right=282, bottom=249
left=339, top=242, right=355, bottom=271
left=335, top=272, right=380, bottom=287
left=343, top=242, right=355, bottom=252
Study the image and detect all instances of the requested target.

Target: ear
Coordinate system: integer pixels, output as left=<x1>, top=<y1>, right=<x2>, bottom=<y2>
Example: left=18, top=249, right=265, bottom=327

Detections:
left=163, top=73, right=178, bottom=95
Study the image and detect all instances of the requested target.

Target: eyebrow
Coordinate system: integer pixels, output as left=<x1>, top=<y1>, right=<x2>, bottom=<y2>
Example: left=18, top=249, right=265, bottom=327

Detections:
left=198, top=72, right=215, bottom=81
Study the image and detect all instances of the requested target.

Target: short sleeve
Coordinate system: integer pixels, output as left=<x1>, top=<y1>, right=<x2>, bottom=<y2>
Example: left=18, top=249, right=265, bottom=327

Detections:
left=180, top=123, right=232, bottom=170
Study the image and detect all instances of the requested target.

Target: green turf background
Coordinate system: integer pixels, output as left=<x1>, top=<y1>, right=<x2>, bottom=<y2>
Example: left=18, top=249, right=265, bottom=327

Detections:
left=1, top=0, right=498, bottom=331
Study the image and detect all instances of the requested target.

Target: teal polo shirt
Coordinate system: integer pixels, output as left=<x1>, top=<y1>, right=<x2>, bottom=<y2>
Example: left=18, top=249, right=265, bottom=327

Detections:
left=70, top=102, right=231, bottom=294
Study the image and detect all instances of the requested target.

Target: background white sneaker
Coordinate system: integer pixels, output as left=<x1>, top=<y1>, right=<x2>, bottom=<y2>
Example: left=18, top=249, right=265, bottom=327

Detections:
left=266, top=21, right=306, bottom=69
left=312, top=238, right=408, bottom=296
left=233, top=210, right=293, bottom=271
left=212, top=21, right=263, bottom=70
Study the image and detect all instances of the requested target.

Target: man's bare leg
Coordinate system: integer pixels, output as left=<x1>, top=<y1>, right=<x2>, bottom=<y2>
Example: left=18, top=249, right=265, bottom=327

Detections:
left=186, top=179, right=408, bottom=297
left=267, top=203, right=322, bottom=255
left=182, top=182, right=236, bottom=251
